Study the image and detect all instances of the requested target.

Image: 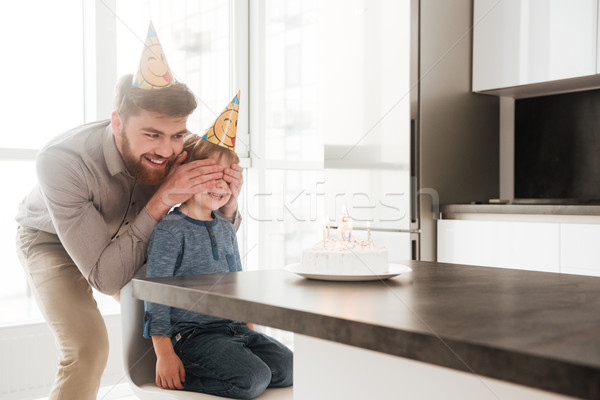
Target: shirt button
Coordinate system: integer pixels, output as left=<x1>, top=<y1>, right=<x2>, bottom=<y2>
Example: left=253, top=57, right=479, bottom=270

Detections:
left=212, top=242, right=216, bottom=247
left=131, top=202, right=136, bottom=206
left=125, top=221, right=129, bottom=225
left=116, top=235, right=120, bottom=239
left=210, top=232, right=214, bottom=236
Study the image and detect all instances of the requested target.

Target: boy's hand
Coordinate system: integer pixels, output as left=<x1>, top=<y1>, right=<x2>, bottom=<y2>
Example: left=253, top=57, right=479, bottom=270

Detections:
left=146, top=152, right=225, bottom=221
left=220, top=164, right=243, bottom=219
left=155, top=352, right=186, bottom=390
left=152, top=335, right=185, bottom=390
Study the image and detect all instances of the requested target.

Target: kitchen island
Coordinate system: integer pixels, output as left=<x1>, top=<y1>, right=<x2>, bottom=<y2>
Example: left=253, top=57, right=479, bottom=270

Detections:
left=133, top=261, right=600, bottom=400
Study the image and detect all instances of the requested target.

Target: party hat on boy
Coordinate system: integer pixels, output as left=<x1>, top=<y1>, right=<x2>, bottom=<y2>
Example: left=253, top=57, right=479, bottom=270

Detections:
left=132, top=22, right=174, bottom=89
left=201, top=92, right=240, bottom=151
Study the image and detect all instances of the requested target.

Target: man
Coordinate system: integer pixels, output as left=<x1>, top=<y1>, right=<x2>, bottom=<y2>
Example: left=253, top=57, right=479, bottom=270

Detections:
left=15, top=23, right=243, bottom=399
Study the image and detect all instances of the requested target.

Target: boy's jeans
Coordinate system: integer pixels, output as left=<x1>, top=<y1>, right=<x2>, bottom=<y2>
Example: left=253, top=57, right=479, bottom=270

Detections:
left=172, top=322, right=293, bottom=399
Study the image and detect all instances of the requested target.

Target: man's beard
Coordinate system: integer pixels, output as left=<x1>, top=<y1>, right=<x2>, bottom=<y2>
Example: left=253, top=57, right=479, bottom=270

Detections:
left=120, top=129, right=178, bottom=185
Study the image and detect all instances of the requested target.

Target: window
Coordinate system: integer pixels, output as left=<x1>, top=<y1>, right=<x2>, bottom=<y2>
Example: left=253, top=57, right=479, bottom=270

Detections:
left=1, top=0, right=248, bottom=326
left=246, top=0, right=412, bottom=269
left=0, top=1, right=85, bottom=325
left=1, top=2, right=85, bottom=149
left=244, top=1, right=323, bottom=271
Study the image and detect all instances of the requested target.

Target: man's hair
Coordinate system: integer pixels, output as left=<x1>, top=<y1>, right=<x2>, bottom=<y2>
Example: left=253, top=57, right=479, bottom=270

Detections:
left=183, top=134, right=240, bottom=166
left=113, top=74, right=197, bottom=122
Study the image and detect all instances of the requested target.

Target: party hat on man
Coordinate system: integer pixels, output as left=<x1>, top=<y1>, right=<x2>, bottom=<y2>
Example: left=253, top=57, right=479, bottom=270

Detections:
left=201, top=92, right=240, bottom=151
left=132, top=22, right=173, bottom=89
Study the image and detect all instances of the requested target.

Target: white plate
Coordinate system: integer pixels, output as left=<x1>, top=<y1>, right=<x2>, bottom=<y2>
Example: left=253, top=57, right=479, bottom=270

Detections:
left=285, top=263, right=412, bottom=282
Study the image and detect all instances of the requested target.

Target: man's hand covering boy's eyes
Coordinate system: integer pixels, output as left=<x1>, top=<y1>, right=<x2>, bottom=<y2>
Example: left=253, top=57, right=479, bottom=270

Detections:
left=146, top=153, right=224, bottom=221
left=220, top=164, right=243, bottom=219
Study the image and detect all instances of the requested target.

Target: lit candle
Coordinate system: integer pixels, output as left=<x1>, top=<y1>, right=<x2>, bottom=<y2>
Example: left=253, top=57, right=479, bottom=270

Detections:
left=347, top=214, right=352, bottom=241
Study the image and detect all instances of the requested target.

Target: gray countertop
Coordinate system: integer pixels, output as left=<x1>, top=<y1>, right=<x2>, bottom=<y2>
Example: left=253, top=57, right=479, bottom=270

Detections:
left=441, top=203, right=600, bottom=216
left=133, top=261, right=600, bottom=399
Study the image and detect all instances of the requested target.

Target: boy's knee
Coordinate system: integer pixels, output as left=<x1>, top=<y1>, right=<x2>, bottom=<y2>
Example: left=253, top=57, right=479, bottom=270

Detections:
left=274, top=368, right=293, bottom=388
left=233, top=362, right=271, bottom=399
left=271, top=349, right=294, bottom=387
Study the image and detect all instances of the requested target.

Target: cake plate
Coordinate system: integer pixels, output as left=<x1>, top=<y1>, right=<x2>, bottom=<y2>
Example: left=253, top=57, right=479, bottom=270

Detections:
left=285, top=263, right=412, bottom=282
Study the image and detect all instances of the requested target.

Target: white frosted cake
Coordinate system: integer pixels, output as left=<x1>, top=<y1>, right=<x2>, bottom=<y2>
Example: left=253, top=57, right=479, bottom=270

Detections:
left=301, top=239, right=389, bottom=275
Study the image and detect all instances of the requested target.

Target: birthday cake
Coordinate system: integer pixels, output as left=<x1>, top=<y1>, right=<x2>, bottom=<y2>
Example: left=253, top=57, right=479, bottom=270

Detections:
left=301, top=239, right=389, bottom=275
left=301, top=215, right=389, bottom=275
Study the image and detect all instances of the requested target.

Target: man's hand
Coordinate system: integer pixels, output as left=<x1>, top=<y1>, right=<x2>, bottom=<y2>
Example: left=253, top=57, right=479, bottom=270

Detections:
left=146, top=152, right=224, bottom=221
left=220, top=163, right=244, bottom=219
left=155, top=352, right=186, bottom=390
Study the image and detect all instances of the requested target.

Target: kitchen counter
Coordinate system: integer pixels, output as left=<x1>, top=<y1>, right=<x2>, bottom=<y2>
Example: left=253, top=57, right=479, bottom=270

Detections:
left=441, top=203, right=600, bottom=217
left=133, top=261, right=600, bottom=399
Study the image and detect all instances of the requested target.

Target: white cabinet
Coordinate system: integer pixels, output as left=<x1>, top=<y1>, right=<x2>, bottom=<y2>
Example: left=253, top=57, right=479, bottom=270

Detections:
left=473, top=0, right=598, bottom=92
left=437, top=220, right=499, bottom=268
left=438, top=220, right=560, bottom=272
left=560, top=224, right=600, bottom=276
left=439, top=219, right=600, bottom=276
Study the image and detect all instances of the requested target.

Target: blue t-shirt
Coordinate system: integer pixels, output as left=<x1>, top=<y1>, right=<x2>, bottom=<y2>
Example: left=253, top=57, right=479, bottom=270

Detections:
left=144, top=208, right=242, bottom=338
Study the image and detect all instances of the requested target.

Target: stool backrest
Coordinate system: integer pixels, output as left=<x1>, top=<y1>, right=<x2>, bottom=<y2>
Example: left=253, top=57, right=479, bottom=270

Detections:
left=120, top=266, right=157, bottom=387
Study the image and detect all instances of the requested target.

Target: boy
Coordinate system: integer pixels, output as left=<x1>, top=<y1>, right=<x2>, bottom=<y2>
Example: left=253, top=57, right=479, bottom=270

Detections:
left=144, top=128, right=293, bottom=399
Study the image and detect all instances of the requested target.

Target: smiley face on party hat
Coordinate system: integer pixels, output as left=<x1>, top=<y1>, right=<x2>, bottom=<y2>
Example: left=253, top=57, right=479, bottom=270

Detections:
left=201, top=92, right=240, bottom=151
left=132, top=22, right=173, bottom=89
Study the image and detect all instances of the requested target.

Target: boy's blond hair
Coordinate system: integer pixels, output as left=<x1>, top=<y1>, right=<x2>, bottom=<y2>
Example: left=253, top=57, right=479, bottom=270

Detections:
left=183, top=134, right=240, bottom=166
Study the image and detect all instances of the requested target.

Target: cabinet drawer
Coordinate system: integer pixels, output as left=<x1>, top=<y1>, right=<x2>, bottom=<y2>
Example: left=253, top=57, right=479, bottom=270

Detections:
left=438, top=219, right=559, bottom=272
left=560, top=224, right=600, bottom=273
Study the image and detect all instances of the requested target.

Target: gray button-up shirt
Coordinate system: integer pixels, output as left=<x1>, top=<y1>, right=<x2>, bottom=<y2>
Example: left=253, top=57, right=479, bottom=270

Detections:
left=16, top=120, right=158, bottom=294
left=16, top=120, right=239, bottom=295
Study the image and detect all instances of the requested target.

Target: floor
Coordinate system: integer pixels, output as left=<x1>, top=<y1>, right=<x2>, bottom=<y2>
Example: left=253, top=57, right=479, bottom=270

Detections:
left=96, top=384, right=138, bottom=400
left=35, top=383, right=138, bottom=400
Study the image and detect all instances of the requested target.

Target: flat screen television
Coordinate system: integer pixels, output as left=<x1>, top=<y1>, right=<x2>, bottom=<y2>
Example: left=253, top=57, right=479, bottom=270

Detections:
left=514, top=88, right=600, bottom=204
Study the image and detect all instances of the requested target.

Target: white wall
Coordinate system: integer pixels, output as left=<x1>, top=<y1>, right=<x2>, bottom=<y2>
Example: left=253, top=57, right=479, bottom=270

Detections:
left=0, top=314, right=124, bottom=400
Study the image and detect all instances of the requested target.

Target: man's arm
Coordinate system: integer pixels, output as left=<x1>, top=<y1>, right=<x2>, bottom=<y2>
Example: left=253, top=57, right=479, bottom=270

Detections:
left=36, top=153, right=227, bottom=295
left=36, top=153, right=154, bottom=295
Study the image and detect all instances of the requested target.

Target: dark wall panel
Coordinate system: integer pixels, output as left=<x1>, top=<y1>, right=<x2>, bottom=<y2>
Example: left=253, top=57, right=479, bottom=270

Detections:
left=515, top=89, right=600, bottom=203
